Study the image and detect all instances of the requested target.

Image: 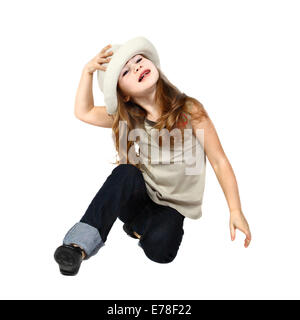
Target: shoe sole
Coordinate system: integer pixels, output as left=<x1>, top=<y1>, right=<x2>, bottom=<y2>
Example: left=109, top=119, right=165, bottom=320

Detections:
left=54, top=246, right=81, bottom=276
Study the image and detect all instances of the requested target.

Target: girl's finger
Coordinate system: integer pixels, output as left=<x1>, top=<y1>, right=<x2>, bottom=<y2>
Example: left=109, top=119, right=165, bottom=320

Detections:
left=100, top=44, right=112, bottom=54
left=97, top=51, right=113, bottom=60
left=246, top=231, right=251, bottom=240
left=245, top=237, right=251, bottom=247
left=243, top=226, right=251, bottom=239
left=103, top=51, right=114, bottom=57
left=97, top=57, right=111, bottom=63
left=230, top=223, right=235, bottom=241
left=94, top=63, right=106, bottom=71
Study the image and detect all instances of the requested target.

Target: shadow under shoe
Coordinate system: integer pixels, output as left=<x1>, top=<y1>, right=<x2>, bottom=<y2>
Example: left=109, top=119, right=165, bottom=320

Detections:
left=54, top=244, right=83, bottom=276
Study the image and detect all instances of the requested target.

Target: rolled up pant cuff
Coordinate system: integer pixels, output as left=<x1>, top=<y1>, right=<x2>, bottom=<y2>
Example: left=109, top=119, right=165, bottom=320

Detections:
left=63, top=222, right=105, bottom=260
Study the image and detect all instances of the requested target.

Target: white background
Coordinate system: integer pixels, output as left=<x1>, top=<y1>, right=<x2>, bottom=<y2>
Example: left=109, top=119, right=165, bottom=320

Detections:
left=0, top=0, right=299, bottom=300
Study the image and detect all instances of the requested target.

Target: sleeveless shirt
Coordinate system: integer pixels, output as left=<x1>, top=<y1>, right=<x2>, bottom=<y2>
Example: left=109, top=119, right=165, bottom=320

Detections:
left=134, top=113, right=206, bottom=220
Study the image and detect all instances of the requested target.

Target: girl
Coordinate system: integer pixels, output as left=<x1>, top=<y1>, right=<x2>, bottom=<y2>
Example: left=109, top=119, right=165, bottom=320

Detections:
left=54, top=36, right=251, bottom=276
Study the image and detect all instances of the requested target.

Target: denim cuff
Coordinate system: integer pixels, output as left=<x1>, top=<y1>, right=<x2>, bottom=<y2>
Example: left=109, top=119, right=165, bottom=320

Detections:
left=63, top=222, right=105, bottom=260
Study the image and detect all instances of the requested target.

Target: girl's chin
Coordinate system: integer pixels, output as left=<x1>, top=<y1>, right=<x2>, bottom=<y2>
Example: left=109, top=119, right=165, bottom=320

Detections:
left=139, top=78, right=158, bottom=88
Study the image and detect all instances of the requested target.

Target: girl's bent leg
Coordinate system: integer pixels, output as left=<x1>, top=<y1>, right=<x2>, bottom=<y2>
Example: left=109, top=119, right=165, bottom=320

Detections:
left=63, top=164, right=150, bottom=259
left=138, top=203, right=185, bottom=264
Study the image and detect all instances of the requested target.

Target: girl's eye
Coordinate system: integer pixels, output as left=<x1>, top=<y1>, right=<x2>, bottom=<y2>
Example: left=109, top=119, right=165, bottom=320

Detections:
left=122, top=57, right=143, bottom=76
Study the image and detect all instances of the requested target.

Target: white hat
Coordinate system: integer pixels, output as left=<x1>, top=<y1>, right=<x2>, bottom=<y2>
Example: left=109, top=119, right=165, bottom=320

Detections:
left=97, top=36, right=161, bottom=115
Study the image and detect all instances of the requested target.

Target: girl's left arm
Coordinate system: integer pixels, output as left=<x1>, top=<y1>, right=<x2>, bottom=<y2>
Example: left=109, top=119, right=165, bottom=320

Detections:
left=189, top=102, right=252, bottom=248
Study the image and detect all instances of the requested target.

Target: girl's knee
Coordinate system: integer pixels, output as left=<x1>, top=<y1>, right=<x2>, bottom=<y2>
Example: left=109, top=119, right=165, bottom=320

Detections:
left=139, top=237, right=180, bottom=264
left=144, top=246, right=178, bottom=263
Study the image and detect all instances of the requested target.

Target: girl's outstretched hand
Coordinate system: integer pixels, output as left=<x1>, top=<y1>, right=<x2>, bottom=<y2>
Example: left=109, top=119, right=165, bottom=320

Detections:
left=229, top=209, right=252, bottom=248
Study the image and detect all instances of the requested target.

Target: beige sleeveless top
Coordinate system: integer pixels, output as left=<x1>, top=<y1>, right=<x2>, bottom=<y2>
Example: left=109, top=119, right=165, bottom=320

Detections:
left=134, top=113, right=206, bottom=220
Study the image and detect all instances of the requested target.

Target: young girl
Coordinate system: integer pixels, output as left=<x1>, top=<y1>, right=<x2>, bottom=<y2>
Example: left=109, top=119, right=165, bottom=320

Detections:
left=54, top=36, right=251, bottom=276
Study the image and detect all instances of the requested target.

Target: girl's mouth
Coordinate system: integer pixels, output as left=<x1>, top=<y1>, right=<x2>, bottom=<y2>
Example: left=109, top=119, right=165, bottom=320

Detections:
left=138, top=70, right=151, bottom=82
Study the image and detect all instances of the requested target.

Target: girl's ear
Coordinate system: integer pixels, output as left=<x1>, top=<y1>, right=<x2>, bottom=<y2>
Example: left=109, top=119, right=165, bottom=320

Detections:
left=124, top=96, right=130, bottom=102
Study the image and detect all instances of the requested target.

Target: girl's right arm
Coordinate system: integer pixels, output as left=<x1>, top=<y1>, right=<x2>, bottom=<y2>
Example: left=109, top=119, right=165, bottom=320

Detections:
left=74, top=44, right=114, bottom=128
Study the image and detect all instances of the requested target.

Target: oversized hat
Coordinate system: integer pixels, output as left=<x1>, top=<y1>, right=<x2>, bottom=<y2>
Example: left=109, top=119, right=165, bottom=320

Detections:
left=97, top=36, right=161, bottom=115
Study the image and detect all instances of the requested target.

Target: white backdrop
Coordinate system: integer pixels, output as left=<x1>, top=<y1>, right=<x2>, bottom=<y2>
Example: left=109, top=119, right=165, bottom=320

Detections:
left=0, top=0, right=299, bottom=300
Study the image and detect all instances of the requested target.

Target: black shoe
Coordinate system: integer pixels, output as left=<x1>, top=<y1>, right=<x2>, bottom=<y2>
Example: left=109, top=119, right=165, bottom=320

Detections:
left=123, top=223, right=139, bottom=239
left=54, top=244, right=83, bottom=276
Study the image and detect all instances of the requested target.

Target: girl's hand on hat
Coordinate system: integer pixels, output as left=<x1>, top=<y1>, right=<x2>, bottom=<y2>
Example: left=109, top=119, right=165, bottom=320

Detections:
left=84, top=44, right=114, bottom=75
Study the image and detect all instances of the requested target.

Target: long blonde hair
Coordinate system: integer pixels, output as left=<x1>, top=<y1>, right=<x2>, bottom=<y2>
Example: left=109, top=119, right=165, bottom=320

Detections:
left=108, top=61, right=208, bottom=169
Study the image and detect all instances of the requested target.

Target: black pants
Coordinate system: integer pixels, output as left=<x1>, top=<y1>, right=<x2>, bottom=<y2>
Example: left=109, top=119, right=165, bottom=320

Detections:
left=64, top=164, right=185, bottom=263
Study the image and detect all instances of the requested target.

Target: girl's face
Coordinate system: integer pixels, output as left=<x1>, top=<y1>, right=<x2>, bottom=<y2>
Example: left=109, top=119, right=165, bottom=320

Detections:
left=118, top=54, right=159, bottom=100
